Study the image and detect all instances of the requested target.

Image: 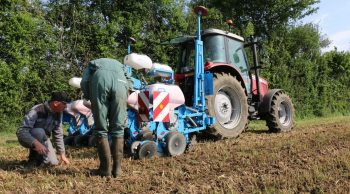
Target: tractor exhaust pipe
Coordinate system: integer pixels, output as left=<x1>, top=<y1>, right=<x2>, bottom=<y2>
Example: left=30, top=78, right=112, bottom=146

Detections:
left=247, top=36, right=262, bottom=104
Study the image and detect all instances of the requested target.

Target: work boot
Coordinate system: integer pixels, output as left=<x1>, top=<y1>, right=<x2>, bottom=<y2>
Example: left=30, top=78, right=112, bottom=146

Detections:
left=25, top=149, right=43, bottom=168
left=25, top=149, right=38, bottom=168
left=111, top=137, right=124, bottom=178
left=95, top=137, right=112, bottom=177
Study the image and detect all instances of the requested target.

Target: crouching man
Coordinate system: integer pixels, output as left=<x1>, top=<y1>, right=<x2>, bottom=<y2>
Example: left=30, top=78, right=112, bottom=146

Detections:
left=17, top=92, right=71, bottom=167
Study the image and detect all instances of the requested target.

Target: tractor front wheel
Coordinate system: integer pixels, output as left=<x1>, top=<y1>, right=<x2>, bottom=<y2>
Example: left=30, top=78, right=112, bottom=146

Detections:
left=207, top=73, right=249, bottom=139
left=265, top=91, right=295, bottom=132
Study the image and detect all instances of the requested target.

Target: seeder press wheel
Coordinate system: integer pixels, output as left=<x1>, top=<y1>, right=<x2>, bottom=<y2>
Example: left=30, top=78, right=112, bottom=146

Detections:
left=130, top=141, right=141, bottom=154
left=138, top=129, right=154, bottom=141
left=165, top=131, right=187, bottom=156
left=137, top=141, right=157, bottom=159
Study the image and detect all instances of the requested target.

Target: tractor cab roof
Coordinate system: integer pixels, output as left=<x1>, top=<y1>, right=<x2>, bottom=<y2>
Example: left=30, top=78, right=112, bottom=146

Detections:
left=203, top=28, right=244, bottom=42
left=162, top=28, right=244, bottom=45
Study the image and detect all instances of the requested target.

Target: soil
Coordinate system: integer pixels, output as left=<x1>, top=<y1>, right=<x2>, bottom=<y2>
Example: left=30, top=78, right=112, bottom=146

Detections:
left=0, top=117, right=349, bottom=193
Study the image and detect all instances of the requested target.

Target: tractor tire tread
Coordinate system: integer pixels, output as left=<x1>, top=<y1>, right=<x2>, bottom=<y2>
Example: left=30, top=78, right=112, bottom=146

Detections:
left=266, top=91, right=295, bottom=132
left=206, top=72, right=249, bottom=139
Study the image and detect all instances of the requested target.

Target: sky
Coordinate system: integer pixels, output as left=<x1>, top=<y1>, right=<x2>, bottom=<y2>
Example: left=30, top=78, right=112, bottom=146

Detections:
left=302, top=0, right=350, bottom=52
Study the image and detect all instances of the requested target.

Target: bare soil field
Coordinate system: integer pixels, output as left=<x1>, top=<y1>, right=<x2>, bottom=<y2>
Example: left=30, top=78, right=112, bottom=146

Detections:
left=1, top=116, right=349, bottom=193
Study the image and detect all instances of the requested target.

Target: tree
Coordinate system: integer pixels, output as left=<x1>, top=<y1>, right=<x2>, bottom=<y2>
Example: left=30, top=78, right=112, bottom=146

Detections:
left=0, top=0, right=67, bottom=126
left=191, top=0, right=319, bottom=38
left=322, top=50, right=350, bottom=114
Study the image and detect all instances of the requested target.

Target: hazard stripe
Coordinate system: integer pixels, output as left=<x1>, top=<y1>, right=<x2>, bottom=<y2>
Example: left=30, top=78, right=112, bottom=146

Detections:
left=153, top=92, right=168, bottom=109
left=153, top=91, right=167, bottom=117
left=154, top=103, right=170, bottom=122
left=153, top=94, right=169, bottom=117
left=139, top=114, right=149, bottom=122
left=153, top=91, right=170, bottom=122
left=138, top=91, right=150, bottom=122
left=139, top=92, right=150, bottom=108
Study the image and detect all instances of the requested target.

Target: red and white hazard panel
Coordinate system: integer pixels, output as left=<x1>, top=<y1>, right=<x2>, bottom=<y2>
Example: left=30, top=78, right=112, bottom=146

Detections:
left=153, top=91, right=170, bottom=122
left=138, top=91, right=150, bottom=122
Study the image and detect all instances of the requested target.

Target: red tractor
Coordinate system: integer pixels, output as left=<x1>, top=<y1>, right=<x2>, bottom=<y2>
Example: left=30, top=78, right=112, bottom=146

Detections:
left=172, top=13, right=295, bottom=139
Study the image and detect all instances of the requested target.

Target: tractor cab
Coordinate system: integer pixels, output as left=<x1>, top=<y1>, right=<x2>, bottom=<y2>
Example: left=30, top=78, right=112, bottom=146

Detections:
left=176, top=29, right=248, bottom=74
left=171, top=28, right=264, bottom=105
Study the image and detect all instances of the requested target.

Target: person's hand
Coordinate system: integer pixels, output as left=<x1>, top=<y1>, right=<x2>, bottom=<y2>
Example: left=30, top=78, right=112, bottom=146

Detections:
left=32, top=140, right=48, bottom=155
left=83, top=99, right=91, bottom=109
left=59, top=153, right=70, bottom=165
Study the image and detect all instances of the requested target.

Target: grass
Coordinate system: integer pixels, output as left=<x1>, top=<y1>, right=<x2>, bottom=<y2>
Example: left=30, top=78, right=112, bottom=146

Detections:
left=297, top=115, right=349, bottom=126
left=0, top=133, right=18, bottom=148
left=0, top=116, right=349, bottom=193
left=248, top=114, right=350, bottom=131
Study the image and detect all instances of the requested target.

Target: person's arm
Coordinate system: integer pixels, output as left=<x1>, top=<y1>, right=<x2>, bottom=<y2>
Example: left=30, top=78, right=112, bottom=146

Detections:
left=123, top=64, right=134, bottom=91
left=17, top=108, right=49, bottom=155
left=58, top=153, right=70, bottom=165
left=52, top=114, right=70, bottom=164
left=32, top=139, right=49, bottom=155
left=17, top=109, right=37, bottom=146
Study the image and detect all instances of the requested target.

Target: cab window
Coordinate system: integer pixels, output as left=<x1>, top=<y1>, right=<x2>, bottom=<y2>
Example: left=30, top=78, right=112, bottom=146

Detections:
left=203, top=35, right=226, bottom=63
left=177, top=43, right=195, bottom=73
left=227, top=38, right=249, bottom=73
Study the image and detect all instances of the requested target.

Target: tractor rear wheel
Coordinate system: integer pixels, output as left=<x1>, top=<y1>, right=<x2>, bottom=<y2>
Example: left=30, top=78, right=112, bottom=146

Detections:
left=207, top=73, right=249, bottom=139
left=265, top=91, right=295, bottom=132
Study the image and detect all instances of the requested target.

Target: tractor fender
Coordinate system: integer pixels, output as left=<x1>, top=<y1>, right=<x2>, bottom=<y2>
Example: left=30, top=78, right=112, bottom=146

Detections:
left=205, top=63, right=247, bottom=93
left=259, top=89, right=283, bottom=115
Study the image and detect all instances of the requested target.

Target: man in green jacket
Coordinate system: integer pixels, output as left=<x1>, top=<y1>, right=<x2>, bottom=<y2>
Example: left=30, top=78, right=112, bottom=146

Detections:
left=81, top=58, right=131, bottom=178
